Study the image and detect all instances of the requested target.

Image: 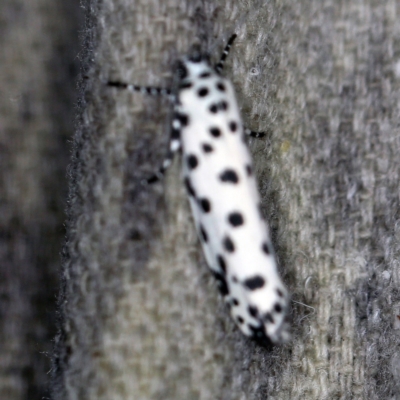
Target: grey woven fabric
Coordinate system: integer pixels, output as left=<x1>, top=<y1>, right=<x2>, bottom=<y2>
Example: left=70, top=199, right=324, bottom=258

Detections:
left=0, top=1, right=81, bottom=399
left=39, top=0, right=400, bottom=399
left=52, top=1, right=400, bottom=399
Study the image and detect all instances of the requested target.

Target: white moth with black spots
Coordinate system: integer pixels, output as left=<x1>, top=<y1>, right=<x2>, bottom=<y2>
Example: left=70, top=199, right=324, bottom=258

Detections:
left=108, top=34, right=290, bottom=345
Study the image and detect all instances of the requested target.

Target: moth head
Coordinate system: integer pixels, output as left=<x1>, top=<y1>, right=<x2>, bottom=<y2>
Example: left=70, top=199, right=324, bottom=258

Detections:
left=176, top=56, right=213, bottom=82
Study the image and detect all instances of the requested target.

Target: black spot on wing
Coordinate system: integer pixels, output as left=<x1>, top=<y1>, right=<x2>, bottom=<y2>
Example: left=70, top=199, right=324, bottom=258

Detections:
left=276, top=288, right=284, bottom=298
left=243, top=275, right=266, bottom=290
left=202, top=143, right=214, bottom=153
left=219, top=101, right=228, bottom=111
left=227, top=212, right=244, bottom=227
left=216, top=82, right=226, bottom=91
left=199, top=198, right=211, bottom=213
left=274, top=303, right=282, bottom=313
left=197, top=87, right=209, bottom=97
left=262, top=242, right=270, bottom=255
left=223, top=236, right=235, bottom=253
left=184, top=177, right=196, bottom=197
left=236, top=316, right=244, bottom=324
left=219, top=169, right=239, bottom=184
left=212, top=271, right=229, bottom=296
left=248, top=305, right=258, bottom=318
left=209, top=127, right=221, bottom=138
left=209, top=101, right=228, bottom=112
left=187, top=154, right=198, bottom=170
left=199, top=71, right=211, bottom=78
left=232, top=298, right=239, bottom=306
left=199, top=224, right=208, bottom=242
left=217, top=254, right=226, bottom=273
left=264, top=312, right=274, bottom=324
left=245, top=164, right=252, bottom=176
left=180, top=81, right=193, bottom=90
left=209, top=104, right=218, bottom=113
left=229, top=121, right=238, bottom=132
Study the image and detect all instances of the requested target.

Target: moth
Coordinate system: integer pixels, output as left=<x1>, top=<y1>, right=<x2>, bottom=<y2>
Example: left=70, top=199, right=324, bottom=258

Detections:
left=108, top=34, right=290, bottom=345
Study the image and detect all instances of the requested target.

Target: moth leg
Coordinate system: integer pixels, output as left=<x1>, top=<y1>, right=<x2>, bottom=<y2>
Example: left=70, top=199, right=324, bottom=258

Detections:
left=142, top=124, right=181, bottom=185
left=107, top=81, right=175, bottom=102
left=107, top=80, right=179, bottom=184
left=215, top=34, right=237, bottom=73
left=244, top=127, right=265, bottom=139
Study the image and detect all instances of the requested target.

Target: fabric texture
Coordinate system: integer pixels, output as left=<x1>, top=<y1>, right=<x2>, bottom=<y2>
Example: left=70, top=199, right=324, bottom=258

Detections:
left=0, top=1, right=81, bottom=399
left=3, top=0, right=398, bottom=399
left=53, top=1, right=400, bottom=399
